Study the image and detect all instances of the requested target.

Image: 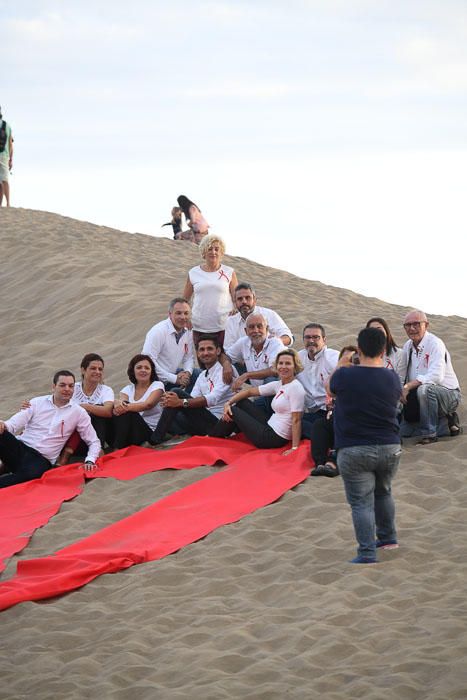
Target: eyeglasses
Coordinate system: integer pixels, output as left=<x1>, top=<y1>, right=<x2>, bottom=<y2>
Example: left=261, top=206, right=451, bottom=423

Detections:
left=403, top=321, right=425, bottom=330
left=304, top=335, right=322, bottom=341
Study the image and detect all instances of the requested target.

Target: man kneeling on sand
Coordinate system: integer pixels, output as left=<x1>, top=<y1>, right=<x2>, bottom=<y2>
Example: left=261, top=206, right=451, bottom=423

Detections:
left=0, top=370, right=101, bottom=487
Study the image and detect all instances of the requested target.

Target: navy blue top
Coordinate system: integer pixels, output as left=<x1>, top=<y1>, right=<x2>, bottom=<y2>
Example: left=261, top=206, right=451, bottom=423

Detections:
left=330, top=366, right=401, bottom=448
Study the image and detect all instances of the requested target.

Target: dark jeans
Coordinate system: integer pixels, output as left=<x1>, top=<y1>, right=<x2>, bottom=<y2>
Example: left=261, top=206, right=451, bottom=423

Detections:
left=310, top=415, right=335, bottom=466
left=229, top=399, right=288, bottom=449
left=151, top=389, right=219, bottom=442
left=0, top=431, right=52, bottom=488
left=301, top=409, right=327, bottom=439
left=112, top=412, right=152, bottom=449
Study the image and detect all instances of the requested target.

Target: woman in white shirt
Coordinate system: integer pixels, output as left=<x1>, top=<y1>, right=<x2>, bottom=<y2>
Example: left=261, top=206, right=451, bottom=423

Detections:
left=221, top=349, right=305, bottom=455
left=183, top=235, right=238, bottom=347
left=366, top=317, right=402, bottom=372
left=112, top=354, right=164, bottom=449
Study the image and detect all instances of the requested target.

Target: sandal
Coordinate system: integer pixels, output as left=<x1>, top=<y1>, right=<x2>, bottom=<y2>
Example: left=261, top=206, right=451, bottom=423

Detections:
left=416, top=436, right=438, bottom=445
left=447, top=412, right=462, bottom=437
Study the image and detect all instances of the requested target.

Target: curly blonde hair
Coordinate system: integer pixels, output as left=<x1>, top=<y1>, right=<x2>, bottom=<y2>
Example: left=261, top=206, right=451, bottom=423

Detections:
left=199, top=234, right=226, bottom=259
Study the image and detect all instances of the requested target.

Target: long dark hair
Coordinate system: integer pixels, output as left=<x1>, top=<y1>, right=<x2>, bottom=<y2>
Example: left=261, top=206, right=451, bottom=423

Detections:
left=366, top=317, right=398, bottom=355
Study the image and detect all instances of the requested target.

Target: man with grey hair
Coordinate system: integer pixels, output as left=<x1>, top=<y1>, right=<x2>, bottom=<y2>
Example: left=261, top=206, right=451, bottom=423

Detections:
left=142, top=297, right=195, bottom=390
left=227, top=313, right=284, bottom=391
left=224, top=282, right=293, bottom=351
left=398, top=309, right=461, bottom=444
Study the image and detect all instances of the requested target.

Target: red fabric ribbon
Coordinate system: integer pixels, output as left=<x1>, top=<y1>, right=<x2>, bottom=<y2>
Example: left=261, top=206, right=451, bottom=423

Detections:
left=0, top=441, right=311, bottom=610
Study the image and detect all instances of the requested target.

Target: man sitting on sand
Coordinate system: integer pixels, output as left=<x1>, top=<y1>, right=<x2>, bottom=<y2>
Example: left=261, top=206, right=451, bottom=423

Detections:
left=0, top=370, right=100, bottom=487
left=398, top=309, right=462, bottom=444
left=297, top=323, right=339, bottom=438
left=149, top=335, right=237, bottom=444
left=142, top=297, right=196, bottom=392
left=224, top=282, right=293, bottom=352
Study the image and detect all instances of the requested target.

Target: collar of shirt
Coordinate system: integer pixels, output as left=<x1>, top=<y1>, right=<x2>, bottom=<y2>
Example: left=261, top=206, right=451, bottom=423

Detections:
left=308, top=345, right=327, bottom=362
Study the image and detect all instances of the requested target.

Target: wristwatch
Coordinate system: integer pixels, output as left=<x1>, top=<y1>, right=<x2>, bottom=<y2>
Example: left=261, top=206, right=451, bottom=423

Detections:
left=182, top=398, right=189, bottom=408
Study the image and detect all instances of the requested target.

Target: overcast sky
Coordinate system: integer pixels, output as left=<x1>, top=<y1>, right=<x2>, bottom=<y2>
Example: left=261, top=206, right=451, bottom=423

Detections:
left=2, top=0, right=466, bottom=318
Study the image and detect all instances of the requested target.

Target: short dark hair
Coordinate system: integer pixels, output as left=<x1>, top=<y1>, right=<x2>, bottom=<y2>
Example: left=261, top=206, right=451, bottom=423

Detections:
left=53, top=369, right=75, bottom=385
left=80, top=353, right=104, bottom=371
left=195, top=334, right=222, bottom=350
left=357, top=328, right=386, bottom=358
left=338, top=345, right=358, bottom=360
left=127, top=354, right=157, bottom=384
left=169, top=297, right=190, bottom=311
left=234, top=282, right=255, bottom=295
left=303, top=323, right=326, bottom=338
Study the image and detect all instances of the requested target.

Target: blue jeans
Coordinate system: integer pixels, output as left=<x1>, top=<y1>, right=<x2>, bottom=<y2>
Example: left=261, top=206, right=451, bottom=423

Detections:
left=400, top=385, right=461, bottom=438
left=337, top=444, right=401, bottom=559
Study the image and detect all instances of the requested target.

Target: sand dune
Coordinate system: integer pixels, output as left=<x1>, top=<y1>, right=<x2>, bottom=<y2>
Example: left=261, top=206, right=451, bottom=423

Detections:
left=0, top=208, right=466, bottom=700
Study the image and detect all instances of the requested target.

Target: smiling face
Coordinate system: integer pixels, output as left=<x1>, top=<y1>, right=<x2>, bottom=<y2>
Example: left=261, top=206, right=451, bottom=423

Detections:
left=276, top=353, right=296, bottom=382
left=203, top=243, right=223, bottom=267
left=303, top=326, right=325, bottom=358
left=246, top=314, right=267, bottom=348
left=403, top=311, right=428, bottom=347
left=235, top=288, right=256, bottom=319
left=134, top=359, right=153, bottom=384
left=82, top=360, right=104, bottom=385
left=196, top=339, right=221, bottom=369
left=53, top=375, right=75, bottom=406
left=169, top=302, right=191, bottom=331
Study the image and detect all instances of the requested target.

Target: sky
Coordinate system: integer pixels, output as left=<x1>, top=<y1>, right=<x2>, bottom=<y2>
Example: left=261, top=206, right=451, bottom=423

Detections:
left=1, top=0, right=467, bottom=318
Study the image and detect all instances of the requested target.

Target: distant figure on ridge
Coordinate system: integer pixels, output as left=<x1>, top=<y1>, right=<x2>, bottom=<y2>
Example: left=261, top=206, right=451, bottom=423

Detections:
left=161, top=206, right=183, bottom=239
left=0, top=105, right=14, bottom=207
left=177, top=194, right=210, bottom=244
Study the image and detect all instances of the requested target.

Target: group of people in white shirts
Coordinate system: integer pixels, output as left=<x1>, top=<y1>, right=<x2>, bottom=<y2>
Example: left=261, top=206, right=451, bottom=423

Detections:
left=0, top=234, right=461, bottom=490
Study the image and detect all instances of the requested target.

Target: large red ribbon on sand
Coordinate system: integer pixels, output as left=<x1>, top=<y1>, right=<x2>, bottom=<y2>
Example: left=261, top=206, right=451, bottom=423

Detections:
left=0, top=436, right=256, bottom=572
left=0, top=442, right=311, bottom=610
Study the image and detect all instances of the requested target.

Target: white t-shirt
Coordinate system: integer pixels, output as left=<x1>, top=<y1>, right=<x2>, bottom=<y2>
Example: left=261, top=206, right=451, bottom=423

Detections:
left=72, top=382, right=114, bottom=405
left=227, top=336, right=284, bottom=386
left=120, top=381, right=164, bottom=429
left=258, top=379, right=305, bottom=440
left=189, top=264, right=234, bottom=332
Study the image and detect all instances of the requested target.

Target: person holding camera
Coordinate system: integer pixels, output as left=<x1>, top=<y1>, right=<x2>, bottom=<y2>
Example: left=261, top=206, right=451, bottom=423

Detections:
left=329, top=327, right=402, bottom=564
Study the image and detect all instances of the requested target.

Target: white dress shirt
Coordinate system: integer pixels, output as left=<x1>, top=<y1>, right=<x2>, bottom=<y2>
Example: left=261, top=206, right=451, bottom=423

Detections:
left=191, top=361, right=238, bottom=418
left=227, top=336, right=284, bottom=386
left=142, top=318, right=194, bottom=385
left=224, top=305, right=293, bottom=351
left=5, top=395, right=101, bottom=464
left=398, top=331, right=460, bottom=389
left=297, top=346, right=340, bottom=411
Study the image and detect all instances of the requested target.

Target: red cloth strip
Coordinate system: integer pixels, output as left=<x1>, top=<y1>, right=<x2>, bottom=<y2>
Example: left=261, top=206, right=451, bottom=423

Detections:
left=0, top=436, right=254, bottom=572
left=0, top=444, right=311, bottom=610
left=0, top=465, right=85, bottom=573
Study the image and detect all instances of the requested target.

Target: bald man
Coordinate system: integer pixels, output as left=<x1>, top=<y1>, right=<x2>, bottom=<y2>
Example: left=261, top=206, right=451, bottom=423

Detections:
left=398, top=310, right=461, bottom=444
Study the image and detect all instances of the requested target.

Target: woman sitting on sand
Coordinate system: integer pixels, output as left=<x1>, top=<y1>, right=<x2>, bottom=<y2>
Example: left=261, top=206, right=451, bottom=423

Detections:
left=183, top=234, right=238, bottom=348
left=112, top=354, right=164, bottom=449
left=366, top=317, right=401, bottom=372
left=218, top=349, right=305, bottom=455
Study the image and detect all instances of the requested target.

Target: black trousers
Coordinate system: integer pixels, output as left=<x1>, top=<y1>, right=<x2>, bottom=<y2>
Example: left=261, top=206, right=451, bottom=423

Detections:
left=151, top=389, right=219, bottom=442
left=0, top=431, right=52, bottom=488
left=112, top=412, right=152, bottom=449
left=229, top=399, right=288, bottom=449
left=310, top=415, right=335, bottom=465
left=73, top=414, right=113, bottom=458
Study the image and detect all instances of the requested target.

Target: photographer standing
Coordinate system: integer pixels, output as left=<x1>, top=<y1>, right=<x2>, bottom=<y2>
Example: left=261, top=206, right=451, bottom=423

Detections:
left=329, top=327, right=402, bottom=564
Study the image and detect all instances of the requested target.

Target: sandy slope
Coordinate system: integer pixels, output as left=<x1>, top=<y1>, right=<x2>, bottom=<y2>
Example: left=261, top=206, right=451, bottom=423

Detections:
left=0, top=208, right=466, bottom=700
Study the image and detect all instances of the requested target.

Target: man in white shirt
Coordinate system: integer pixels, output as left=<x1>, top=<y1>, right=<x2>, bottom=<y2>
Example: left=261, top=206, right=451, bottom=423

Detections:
left=149, top=336, right=237, bottom=444
left=223, top=283, right=293, bottom=351
left=142, top=297, right=195, bottom=390
left=297, top=323, right=339, bottom=438
left=0, top=371, right=101, bottom=488
left=398, top=310, right=461, bottom=444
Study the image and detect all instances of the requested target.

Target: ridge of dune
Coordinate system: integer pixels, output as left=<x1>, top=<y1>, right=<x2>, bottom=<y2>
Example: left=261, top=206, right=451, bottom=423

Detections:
left=1, top=207, right=466, bottom=700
